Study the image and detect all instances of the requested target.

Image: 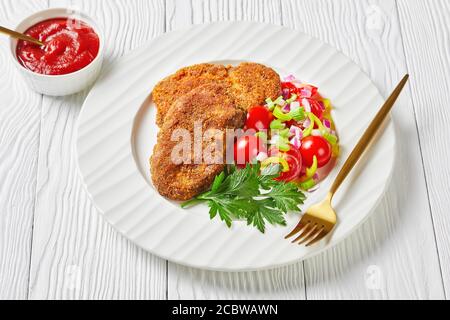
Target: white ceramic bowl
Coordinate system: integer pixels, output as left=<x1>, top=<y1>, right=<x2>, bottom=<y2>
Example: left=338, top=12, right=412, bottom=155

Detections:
left=9, top=8, right=104, bottom=96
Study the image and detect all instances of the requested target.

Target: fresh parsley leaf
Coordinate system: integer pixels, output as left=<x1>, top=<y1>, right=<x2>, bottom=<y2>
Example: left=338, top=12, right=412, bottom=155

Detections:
left=246, top=200, right=287, bottom=233
left=225, top=164, right=260, bottom=198
left=211, top=171, right=226, bottom=192
left=247, top=210, right=266, bottom=233
left=181, top=164, right=305, bottom=233
left=259, top=164, right=281, bottom=189
left=208, top=201, right=218, bottom=219
left=207, top=201, right=232, bottom=227
left=265, top=182, right=305, bottom=213
left=259, top=203, right=287, bottom=227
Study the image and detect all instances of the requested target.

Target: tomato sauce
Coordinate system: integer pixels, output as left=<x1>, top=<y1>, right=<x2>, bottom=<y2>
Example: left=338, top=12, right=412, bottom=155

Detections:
left=16, top=18, right=99, bottom=75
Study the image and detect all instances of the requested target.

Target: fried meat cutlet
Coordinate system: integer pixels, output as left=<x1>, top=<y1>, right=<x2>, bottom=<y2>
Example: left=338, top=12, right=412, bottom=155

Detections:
left=152, top=62, right=281, bottom=126
left=152, top=63, right=230, bottom=126
left=150, top=83, right=246, bottom=201
left=228, top=62, right=281, bottom=111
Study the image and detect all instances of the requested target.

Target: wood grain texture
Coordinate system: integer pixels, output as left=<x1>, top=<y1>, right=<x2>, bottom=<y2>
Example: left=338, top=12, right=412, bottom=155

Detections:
left=28, top=0, right=167, bottom=299
left=282, top=0, right=444, bottom=299
left=166, top=0, right=282, bottom=30
left=0, top=0, right=447, bottom=300
left=0, top=0, right=47, bottom=300
left=397, top=0, right=450, bottom=298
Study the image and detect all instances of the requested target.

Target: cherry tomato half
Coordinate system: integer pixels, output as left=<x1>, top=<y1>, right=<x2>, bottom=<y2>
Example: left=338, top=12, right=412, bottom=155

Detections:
left=300, top=136, right=332, bottom=168
left=269, top=145, right=303, bottom=182
left=234, top=135, right=267, bottom=167
left=245, top=106, right=274, bottom=132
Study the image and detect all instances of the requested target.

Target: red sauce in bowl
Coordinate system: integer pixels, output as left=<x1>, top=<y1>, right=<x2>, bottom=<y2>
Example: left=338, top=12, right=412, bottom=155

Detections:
left=16, top=18, right=100, bottom=75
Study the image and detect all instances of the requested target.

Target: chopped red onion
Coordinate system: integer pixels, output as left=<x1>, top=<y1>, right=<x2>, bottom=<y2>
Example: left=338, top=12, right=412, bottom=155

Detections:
left=289, top=125, right=303, bottom=139
left=303, top=117, right=311, bottom=128
left=300, top=88, right=312, bottom=98
left=290, top=137, right=302, bottom=149
left=282, top=104, right=291, bottom=113
left=323, top=119, right=331, bottom=128
left=290, top=101, right=300, bottom=110
left=284, top=75, right=296, bottom=82
left=302, top=98, right=311, bottom=113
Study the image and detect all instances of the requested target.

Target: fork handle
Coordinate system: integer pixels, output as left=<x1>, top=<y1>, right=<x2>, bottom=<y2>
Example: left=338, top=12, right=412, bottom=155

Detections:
left=0, top=26, right=44, bottom=46
left=329, top=74, right=409, bottom=198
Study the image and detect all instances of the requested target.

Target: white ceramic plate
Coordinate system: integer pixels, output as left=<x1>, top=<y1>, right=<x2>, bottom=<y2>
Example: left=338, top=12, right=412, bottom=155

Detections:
left=77, top=22, right=395, bottom=271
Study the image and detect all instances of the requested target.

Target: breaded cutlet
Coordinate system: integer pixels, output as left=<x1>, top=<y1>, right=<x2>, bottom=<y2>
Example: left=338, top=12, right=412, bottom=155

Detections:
left=152, top=62, right=281, bottom=126
left=228, top=62, right=281, bottom=110
left=152, top=63, right=230, bottom=126
left=150, top=83, right=246, bottom=201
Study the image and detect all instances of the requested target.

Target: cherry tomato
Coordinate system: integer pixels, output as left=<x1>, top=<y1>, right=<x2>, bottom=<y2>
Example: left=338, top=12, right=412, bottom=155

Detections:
left=281, top=82, right=299, bottom=99
left=234, top=135, right=266, bottom=167
left=300, top=136, right=332, bottom=168
left=245, top=106, right=274, bottom=132
left=312, top=92, right=323, bottom=101
left=269, top=146, right=303, bottom=182
left=302, top=98, right=324, bottom=121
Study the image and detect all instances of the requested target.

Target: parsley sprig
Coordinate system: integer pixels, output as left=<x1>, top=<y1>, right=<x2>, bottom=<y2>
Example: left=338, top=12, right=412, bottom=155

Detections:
left=181, top=164, right=305, bottom=233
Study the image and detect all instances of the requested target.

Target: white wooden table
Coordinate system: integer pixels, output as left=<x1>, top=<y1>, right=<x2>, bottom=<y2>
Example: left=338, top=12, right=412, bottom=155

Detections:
left=0, top=0, right=449, bottom=300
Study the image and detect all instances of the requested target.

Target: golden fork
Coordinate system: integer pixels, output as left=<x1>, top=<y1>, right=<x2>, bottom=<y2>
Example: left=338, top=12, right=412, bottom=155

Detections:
left=286, top=74, right=409, bottom=246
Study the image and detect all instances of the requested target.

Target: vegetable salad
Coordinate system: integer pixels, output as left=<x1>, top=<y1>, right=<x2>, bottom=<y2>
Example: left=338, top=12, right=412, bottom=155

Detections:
left=234, top=76, right=339, bottom=191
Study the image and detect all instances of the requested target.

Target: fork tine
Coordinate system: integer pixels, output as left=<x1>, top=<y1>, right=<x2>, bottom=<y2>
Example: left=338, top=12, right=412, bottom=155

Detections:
left=305, top=229, right=327, bottom=247
left=297, top=225, right=319, bottom=245
left=291, top=222, right=312, bottom=243
left=295, top=224, right=318, bottom=244
left=285, top=222, right=304, bottom=239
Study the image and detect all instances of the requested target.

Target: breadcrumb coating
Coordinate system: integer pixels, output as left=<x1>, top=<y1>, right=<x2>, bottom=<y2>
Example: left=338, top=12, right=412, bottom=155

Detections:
left=228, top=62, right=281, bottom=111
left=152, top=62, right=281, bottom=126
left=152, top=63, right=230, bottom=126
left=150, top=83, right=246, bottom=201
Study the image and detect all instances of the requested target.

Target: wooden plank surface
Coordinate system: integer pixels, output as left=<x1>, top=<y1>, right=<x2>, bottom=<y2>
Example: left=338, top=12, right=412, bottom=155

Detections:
left=0, top=0, right=448, bottom=300
left=397, top=0, right=450, bottom=298
left=0, top=0, right=47, bottom=300
left=27, top=0, right=167, bottom=299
